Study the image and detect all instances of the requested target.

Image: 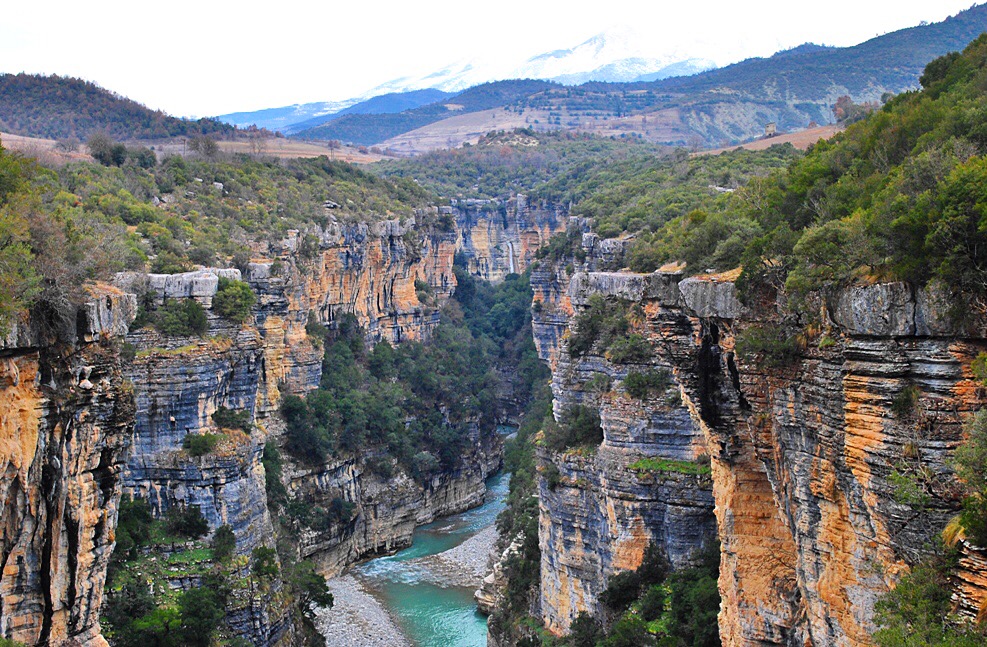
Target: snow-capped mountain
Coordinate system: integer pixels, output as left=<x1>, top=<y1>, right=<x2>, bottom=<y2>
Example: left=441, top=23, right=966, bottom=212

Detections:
left=217, top=26, right=733, bottom=131
left=360, top=26, right=721, bottom=96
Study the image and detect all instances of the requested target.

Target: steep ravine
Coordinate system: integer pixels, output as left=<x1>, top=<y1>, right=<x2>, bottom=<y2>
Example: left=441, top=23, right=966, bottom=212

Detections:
left=0, top=197, right=554, bottom=645
left=528, top=255, right=987, bottom=646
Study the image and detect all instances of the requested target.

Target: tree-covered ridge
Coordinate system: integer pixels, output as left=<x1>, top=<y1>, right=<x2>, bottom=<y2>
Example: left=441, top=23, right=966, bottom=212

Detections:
left=545, top=144, right=798, bottom=240
left=373, top=130, right=665, bottom=200
left=0, top=138, right=436, bottom=336
left=555, top=34, right=987, bottom=307
left=291, top=79, right=557, bottom=145
left=0, top=74, right=237, bottom=141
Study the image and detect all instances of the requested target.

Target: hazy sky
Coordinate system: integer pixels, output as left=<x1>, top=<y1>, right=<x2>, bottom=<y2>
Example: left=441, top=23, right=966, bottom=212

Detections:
left=0, top=1, right=978, bottom=117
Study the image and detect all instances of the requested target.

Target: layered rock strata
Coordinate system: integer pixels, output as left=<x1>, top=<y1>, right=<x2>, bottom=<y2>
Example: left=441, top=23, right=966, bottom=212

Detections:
left=0, top=286, right=137, bottom=646
left=286, top=429, right=502, bottom=576
left=454, top=196, right=567, bottom=282
left=533, top=267, right=987, bottom=646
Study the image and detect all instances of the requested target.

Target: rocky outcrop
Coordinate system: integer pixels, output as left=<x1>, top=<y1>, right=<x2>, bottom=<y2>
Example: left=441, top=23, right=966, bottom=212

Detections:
left=110, top=218, right=460, bottom=644
left=536, top=271, right=717, bottom=633
left=535, top=266, right=987, bottom=646
left=454, top=196, right=567, bottom=283
left=0, top=286, right=137, bottom=646
left=284, top=428, right=502, bottom=577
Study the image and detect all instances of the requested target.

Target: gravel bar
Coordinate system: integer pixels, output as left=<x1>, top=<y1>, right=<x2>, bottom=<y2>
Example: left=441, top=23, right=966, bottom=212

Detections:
left=316, top=574, right=411, bottom=646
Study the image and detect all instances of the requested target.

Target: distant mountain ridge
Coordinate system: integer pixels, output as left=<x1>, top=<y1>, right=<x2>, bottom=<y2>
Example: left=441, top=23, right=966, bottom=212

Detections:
left=288, top=3, right=987, bottom=149
left=0, top=73, right=236, bottom=141
left=291, top=79, right=557, bottom=145
left=219, top=26, right=720, bottom=133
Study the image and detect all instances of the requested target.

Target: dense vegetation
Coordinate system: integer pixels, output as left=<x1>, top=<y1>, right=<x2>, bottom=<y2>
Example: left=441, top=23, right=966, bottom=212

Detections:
left=0, top=139, right=433, bottom=336
left=542, top=35, right=987, bottom=316
left=0, top=74, right=236, bottom=141
left=276, top=266, right=547, bottom=526
left=375, top=130, right=665, bottom=200
left=291, top=79, right=556, bottom=145
left=104, top=497, right=333, bottom=647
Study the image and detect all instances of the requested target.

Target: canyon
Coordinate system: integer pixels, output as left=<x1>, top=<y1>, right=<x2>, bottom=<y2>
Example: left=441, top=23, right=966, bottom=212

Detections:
left=0, top=197, right=564, bottom=646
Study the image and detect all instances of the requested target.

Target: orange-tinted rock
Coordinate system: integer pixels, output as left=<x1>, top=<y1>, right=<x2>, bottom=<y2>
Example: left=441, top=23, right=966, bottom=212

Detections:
left=537, top=269, right=987, bottom=646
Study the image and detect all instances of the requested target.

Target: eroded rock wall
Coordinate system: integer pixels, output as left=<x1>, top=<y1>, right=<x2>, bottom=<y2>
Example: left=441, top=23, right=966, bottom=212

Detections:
left=285, top=429, right=502, bottom=576
left=0, top=287, right=137, bottom=646
left=454, top=196, right=567, bottom=283
left=536, top=267, right=987, bottom=646
left=535, top=271, right=717, bottom=633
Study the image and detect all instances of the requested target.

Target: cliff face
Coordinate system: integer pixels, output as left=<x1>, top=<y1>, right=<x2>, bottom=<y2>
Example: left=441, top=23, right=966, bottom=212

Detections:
left=0, top=287, right=137, bottom=647
left=112, top=219, right=459, bottom=644
left=533, top=271, right=717, bottom=633
left=534, top=267, right=986, bottom=646
left=285, top=427, right=502, bottom=576
left=454, top=196, right=567, bottom=283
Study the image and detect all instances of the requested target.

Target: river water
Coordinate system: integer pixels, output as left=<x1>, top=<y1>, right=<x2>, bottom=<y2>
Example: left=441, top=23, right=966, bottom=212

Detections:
left=353, top=470, right=510, bottom=646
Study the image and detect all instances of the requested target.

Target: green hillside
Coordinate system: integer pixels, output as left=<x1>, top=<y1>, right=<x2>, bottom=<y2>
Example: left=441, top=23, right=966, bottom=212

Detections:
left=568, top=33, right=987, bottom=309
left=374, top=129, right=666, bottom=200
left=0, top=73, right=236, bottom=141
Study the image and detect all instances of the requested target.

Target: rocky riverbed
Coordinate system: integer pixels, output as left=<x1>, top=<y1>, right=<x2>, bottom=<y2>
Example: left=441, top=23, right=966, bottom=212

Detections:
left=317, top=575, right=410, bottom=646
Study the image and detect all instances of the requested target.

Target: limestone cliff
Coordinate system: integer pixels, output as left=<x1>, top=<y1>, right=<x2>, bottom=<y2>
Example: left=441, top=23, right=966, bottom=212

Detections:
left=111, top=217, right=460, bottom=644
left=454, top=196, right=567, bottom=283
left=534, top=271, right=716, bottom=633
left=534, top=266, right=987, bottom=646
left=0, top=286, right=137, bottom=646
left=284, top=426, right=502, bottom=576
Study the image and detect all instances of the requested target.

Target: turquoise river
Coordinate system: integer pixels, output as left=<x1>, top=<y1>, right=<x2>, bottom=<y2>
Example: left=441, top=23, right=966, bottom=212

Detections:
left=354, top=470, right=510, bottom=646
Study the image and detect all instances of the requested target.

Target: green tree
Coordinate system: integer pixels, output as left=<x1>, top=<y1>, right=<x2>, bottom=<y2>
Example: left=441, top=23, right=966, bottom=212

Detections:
left=211, top=524, right=236, bottom=562
left=177, top=587, right=225, bottom=647
left=251, top=546, right=279, bottom=579
left=212, top=278, right=255, bottom=323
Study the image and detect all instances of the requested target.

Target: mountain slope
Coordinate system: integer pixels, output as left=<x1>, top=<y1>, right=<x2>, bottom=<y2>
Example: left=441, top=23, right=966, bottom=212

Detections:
left=291, top=79, right=556, bottom=145
left=281, top=89, right=454, bottom=135
left=0, top=73, right=235, bottom=141
left=363, top=3, right=987, bottom=150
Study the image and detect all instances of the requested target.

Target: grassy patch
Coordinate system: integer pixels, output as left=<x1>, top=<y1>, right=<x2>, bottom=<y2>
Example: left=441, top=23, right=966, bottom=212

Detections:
left=630, top=456, right=711, bottom=476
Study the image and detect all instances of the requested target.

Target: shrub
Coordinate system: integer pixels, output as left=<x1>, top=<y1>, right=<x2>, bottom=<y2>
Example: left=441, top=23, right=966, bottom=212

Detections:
left=211, top=524, right=236, bottom=562
left=177, top=587, right=225, bottom=647
left=954, top=410, right=987, bottom=546
left=607, top=334, right=652, bottom=364
left=251, top=546, right=279, bottom=578
left=183, top=432, right=222, bottom=456
left=569, top=612, right=604, bottom=647
left=327, top=497, right=357, bottom=525
left=585, top=373, right=612, bottom=394
left=568, top=294, right=630, bottom=358
left=211, top=406, right=252, bottom=432
left=165, top=504, right=209, bottom=539
left=115, top=495, right=153, bottom=555
left=735, top=324, right=802, bottom=368
left=212, top=278, right=255, bottom=323
left=624, top=369, right=672, bottom=399
left=155, top=298, right=209, bottom=336
left=639, top=585, right=666, bottom=622
left=873, top=553, right=982, bottom=647
left=543, top=462, right=562, bottom=490
left=542, top=405, right=603, bottom=452
left=600, top=570, right=642, bottom=611
left=891, top=384, right=921, bottom=419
